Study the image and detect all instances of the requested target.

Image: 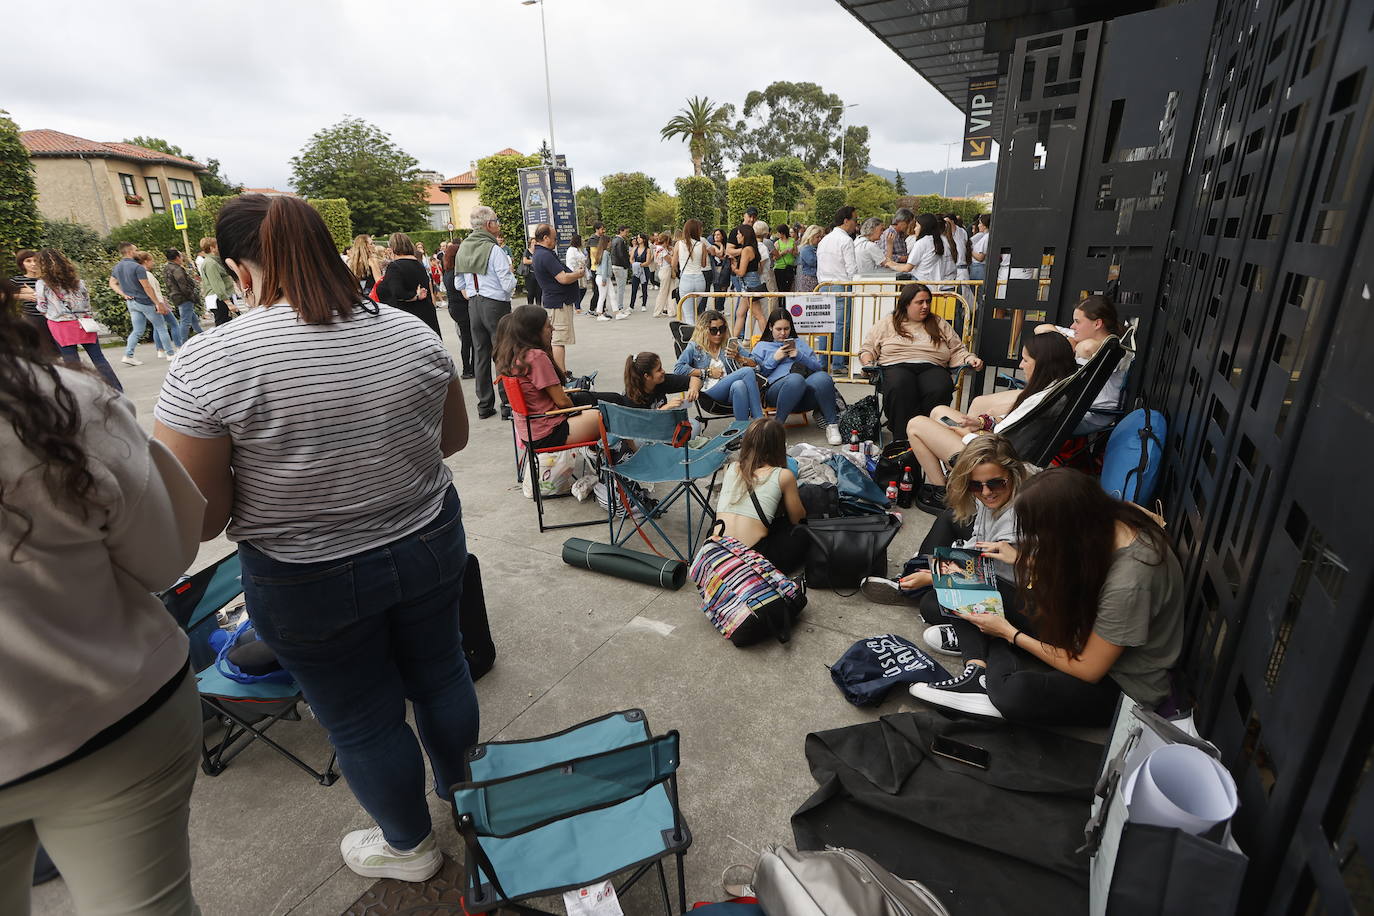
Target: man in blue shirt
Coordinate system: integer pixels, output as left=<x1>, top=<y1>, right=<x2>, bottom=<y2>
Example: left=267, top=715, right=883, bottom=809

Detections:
left=108, top=241, right=174, bottom=365
left=530, top=223, right=585, bottom=376
left=454, top=206, right=517, bottom=418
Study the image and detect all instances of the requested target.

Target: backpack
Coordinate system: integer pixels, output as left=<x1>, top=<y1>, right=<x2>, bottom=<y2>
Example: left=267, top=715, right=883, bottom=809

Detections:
left=752, top=845, right=951, bottom=916
left=209, top=619, right=293, bottom=686
left=690, top=535, right=806, bottom=647
left=1100, top=407, right=1166, bottom=504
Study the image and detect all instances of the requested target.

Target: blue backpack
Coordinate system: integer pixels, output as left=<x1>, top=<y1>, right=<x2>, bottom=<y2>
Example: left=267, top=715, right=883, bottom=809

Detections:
left=1100, top=408, right=1166, bottom=505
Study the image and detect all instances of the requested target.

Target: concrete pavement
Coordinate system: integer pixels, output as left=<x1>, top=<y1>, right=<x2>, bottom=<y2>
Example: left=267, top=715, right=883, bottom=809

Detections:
left=32, top=301, right=939, bottom=915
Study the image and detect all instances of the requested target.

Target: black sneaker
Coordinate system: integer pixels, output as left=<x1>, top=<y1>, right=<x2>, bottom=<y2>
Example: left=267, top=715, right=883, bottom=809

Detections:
left=915, top=484, right=947, bottom=516
left=909, top=663, right=1003, bottom=718
left=922, top=624, right=960, bottom=656
left=477, top=407, right=497, bottom=419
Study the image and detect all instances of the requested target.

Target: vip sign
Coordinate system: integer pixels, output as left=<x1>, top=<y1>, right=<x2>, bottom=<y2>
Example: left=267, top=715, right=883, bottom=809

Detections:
left=963, top=75, right=998, bottom=161
left=786, top=294, right=837, bottom=333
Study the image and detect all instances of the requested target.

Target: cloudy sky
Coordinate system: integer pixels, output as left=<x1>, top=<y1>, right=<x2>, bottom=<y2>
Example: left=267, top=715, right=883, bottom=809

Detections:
left=5, top=0, right=988, bottom=192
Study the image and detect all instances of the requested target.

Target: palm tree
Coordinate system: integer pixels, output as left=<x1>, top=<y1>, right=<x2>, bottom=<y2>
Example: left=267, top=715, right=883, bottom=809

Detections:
left=660, top=97, right=735, bottom=177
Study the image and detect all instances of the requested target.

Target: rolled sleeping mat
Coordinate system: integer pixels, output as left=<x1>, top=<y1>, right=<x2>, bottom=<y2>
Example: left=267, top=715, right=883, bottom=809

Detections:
left=561, top=538, right=688, bottom=590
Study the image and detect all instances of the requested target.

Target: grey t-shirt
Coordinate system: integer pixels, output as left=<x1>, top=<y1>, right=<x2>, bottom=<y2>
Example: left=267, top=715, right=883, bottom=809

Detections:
left=1093, top=537, right=1185, bottom=706
left=112, top=258, right=152, bottom=305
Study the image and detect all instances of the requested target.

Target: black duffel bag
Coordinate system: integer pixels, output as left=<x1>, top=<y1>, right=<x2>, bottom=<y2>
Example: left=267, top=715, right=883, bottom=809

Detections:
left=803, top=512, right=901, bottom=593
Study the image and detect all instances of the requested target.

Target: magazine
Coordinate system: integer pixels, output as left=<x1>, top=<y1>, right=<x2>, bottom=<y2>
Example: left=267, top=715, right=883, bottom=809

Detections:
left=930, top=547, right=1005, bottom=618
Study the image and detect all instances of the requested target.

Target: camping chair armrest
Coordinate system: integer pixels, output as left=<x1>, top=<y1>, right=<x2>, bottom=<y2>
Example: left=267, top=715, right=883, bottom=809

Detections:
left=543, top=403, right=600, bottom=417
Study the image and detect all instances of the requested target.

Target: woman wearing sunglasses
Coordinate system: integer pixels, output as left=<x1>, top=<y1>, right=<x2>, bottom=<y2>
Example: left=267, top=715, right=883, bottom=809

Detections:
left=861, top=435, right=1034, bottom=646
left=672, top=309, right=765, bottom=420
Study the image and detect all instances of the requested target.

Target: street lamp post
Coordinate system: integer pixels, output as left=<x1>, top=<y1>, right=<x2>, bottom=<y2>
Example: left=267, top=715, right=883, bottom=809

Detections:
left=832, top=103, right=859, bottom=185
left=522, top=0, right=556, bottom=159
left=942, top=141, right=959, bottom=196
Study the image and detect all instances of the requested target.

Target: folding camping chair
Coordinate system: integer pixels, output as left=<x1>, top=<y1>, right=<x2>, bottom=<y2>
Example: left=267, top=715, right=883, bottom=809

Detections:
left=600, top=403, right=747, bottom=562
left=668, top=319, right=754, bottom=431
left=499, top=375, right=609, bottom=532
left=160, top=553, right=338, bottom=785
left=1000, top=335, right=1127, bottom=467
left=865, top=362, right=972, bottom=442
left=451, top=709, right=690, bottom=915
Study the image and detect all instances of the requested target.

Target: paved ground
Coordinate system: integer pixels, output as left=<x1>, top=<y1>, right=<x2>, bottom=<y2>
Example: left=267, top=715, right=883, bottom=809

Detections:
left=32, top=302, right=942, bottom=915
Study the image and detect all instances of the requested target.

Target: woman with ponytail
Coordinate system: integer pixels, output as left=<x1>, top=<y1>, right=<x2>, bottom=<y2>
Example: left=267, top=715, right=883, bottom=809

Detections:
left=622, top=351, right=700, bottom=410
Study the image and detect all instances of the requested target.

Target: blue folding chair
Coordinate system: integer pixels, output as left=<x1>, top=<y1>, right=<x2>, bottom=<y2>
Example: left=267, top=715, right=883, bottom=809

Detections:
left=599, top=403, right=747, bottom=562
left=451, top=709, right=690, bottom=915
left=160, top=553, right=338, bottom=785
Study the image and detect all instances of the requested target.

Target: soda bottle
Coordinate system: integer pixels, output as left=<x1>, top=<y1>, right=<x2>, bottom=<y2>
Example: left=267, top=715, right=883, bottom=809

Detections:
left=885, top=478, right=899, bottom=503
left=897, top=466, right=915, bottom=508
left=848, top=428, right=861, bottom=452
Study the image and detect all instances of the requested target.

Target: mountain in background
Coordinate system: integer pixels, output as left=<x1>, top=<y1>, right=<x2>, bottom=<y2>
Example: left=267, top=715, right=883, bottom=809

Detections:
left=867, top=161, right=997, bottom=197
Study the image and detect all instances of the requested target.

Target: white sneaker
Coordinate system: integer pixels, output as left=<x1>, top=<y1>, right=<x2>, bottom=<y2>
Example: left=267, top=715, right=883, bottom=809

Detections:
left=923, top=624, right=961, bottom=656
left=909, top=663, right=1003, bottom=719
left=825, top=424, right=842, bottom=446
left=614, top=312, right=629, bottom=320
left=340, top=826, right=442, bottom=882
left=596, top=313, right=612, bottom=322
left=121, top=355, right=142, bottom=366
left=639, top=305, right=648, bottom=312
left=156, top=350, right=166, bottom=358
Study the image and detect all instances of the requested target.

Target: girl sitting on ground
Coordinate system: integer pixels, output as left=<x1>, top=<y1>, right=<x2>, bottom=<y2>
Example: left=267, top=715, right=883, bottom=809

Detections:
left=752, top=308, right=842, bottom=444
left=672, top=309, right=764, bottom=420
left=623, top=351, right=702, bottom=410
left=493, top=305, right=603, bottom=450
left=903, top=330, right=1075, bottom=506
left=860, top=435, right=1035, bottom=656
left=713, top=417, right=807, bottom=573
left=909, top=468, right=1185, bottom=724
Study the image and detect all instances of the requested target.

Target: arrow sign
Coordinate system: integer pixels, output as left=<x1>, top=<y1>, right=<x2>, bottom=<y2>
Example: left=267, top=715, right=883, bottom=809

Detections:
left=963, top=75, right=998, bottom=162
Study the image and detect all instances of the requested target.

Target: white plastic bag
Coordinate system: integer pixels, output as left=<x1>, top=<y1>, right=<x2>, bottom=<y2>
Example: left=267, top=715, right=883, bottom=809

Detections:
left=522, top=448, right=587, bottom=499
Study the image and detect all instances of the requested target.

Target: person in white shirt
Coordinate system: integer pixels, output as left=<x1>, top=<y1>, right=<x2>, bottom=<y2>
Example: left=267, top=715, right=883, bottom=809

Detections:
left=674, top=219, right=710, bottom=323
left=855, top=217, right=896, bottom=274
left=946, top=214, right=971, bottom=280
left=817, top=206, right=859, bottom=372
left=897, top=213, right=956, bottom=283
left=970, top=214, right=991, bottom=282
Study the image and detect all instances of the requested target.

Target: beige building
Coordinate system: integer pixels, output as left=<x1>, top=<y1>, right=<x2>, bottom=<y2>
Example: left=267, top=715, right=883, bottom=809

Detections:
left=440, top=148, right=522, bottom=230
left=20, top=129, right=207, bottom=234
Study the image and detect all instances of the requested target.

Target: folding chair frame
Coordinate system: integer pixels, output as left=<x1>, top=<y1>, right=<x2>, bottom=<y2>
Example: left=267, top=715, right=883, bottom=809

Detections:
left=199, top=695, right=338, bottom=786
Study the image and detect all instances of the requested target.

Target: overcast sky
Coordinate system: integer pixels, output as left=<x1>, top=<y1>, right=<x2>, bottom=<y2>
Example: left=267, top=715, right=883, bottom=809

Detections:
left=5, top=0, right=989, bottom=192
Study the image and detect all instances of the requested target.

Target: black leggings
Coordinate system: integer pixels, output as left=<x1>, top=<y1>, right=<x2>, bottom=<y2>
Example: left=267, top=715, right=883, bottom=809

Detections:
left=881, top=362, right=955, bottom=437
left=587, top=271, right=600, bottom=312
left=445, top=287, right=474, bottom=374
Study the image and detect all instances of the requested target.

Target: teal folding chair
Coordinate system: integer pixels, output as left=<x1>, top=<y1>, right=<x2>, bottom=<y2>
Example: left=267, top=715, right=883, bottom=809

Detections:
left=600, top=403, right=747, bottom=562
left=160, top=553, right=338, bottom=785
left=451, top=709, right=690, bottom=914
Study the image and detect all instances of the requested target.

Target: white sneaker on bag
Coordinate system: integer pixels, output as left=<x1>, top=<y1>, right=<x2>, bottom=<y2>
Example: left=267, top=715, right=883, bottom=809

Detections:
left=825, top=424, right=843, bottom=446
left=340, top=826, right=442, bottom=882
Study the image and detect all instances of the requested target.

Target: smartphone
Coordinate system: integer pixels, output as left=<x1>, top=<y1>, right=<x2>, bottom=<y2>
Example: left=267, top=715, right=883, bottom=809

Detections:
left=940, top=415, right=961, bottom=427
left=930, top=735, right=991, bottom=769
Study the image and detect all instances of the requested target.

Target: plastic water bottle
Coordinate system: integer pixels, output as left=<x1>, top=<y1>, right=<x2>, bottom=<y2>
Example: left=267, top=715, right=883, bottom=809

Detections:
left=885, top=478, right=899, bottom=503
left=848, top=429, right=861, bottom=452
left=898, top=466, right=915, bottom=508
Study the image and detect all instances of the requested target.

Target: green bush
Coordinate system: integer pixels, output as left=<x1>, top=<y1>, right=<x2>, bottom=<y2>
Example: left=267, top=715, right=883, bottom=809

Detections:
left=895, top=194, right=983, bottom=228
left=813, top=187, right=846, bottom=227
left=675, top=176, right=717, bottom=231
left=476, top=151, right=542, bottom=255
left=198, top=194, right=232, bottom=232
left=767, top=209, right=789, bottom=230
left=384, top=228, right=468, bottom=253
left=308, top=198, right=352, bottom=250
left=39, top=219, right=111, bottom=261
left=0, top=111, right=41, bottom=261
left=790, top=210, right=808, bottom=227
left=85, top=256, right=133, bottom=339
left=601, top=172, right=651, bottom=235
left=644, top=193, right=677, bottom=234
left=727, top=176, right=773, bottom=229
left=108, top=210, right=214, bottom=256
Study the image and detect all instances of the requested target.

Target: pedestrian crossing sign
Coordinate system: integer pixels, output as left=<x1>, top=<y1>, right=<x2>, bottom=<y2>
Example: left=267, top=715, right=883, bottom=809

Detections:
left=170, top=199, right=188, bottom=230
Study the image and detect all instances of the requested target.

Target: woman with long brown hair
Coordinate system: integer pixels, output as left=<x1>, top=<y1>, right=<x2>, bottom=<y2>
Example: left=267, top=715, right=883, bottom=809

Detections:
left=493, top=304, right=604, bottom=448
left=622, top=351, right=699, bottom=410
left=33, top=248, right=123, bottom=390
left=153, top=194, right=473, bottom=883
left=910, top=468, right=1184, bottom=724
left=0, top=276, right=205, bottom=912
left=712, top=417, right=807, bottom=572
left=346, top=233, right=382, bottom=295
left=858, top=282, right=985, bottom=436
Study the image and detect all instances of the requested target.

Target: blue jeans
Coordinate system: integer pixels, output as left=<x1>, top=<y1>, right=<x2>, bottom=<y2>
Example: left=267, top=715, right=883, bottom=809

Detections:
left=237, top=488, right=478, bottom=850
left=703, top=366, right=764, bottom=420
left=677, top=272, right=707, bottom=323
left=175, top=301, right=202, bottom=341
left=124, top=300, right=174, bottom=356
left=59, top=343, right=123, bottom=392
left=766, top=372, right=838, bottom=425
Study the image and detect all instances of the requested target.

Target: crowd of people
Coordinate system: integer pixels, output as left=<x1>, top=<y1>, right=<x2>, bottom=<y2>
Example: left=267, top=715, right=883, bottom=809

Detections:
left=2, top=192, right=1179, bottom=913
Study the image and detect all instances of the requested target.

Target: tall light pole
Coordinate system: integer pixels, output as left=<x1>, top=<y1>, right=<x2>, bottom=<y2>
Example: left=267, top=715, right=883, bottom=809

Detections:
left=942, top=141, right=959, bottom=196
left=832, top=103, right=859, bottom=184
left=522, top=0, right=557, bottom=159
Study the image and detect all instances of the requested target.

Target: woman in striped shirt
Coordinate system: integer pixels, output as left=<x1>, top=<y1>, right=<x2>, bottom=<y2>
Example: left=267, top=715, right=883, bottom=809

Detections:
left=153, top=194, right=474, bottom=884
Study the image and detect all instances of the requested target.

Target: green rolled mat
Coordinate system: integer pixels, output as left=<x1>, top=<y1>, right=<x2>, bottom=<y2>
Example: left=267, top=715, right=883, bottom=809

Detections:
left=561, top=538, right=689, bottom=590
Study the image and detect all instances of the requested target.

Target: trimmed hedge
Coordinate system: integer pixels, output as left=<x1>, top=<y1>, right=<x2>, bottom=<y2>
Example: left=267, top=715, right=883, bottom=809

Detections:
left=790, top=210, right=808, bottom=227
left=309, top=198, right=352, bottom=251
left=675, top=176, right=717, bottom=232
left=813, top=187, right=846, bottom=227
left=767, top=209, right=790, bottom=230
left=727, top=176, right=773, bottom=229
left=108, top=210, right=214, bottom=256
left=88, top=256, right=133, bottom=339
left=601, top=172, right=651, bottom=235
left=477, top=151, right=542, bottom=256
left=895, top=194, right=984, bottom=228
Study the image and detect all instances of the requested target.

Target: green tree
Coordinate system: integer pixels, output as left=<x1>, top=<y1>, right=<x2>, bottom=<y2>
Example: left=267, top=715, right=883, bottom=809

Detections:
left=474, top=150, right=541, bottom=252
left=739, top=156, right=810, bottom=211
left=644, top=192, right=678, bottom=233
left=700, top=140, right=729, bottom=224
left=125, top=136, right=241, bottom=196
left=729, top=82, right=871, bottom=174
left=675, top=176, right=717, bottom=230
left=844, top=173, right=898, bottom=220
left=659, top=96, right=736, bottom=176
left=835, top=125, right=873, bottom=183
left=39, top=219, right=109, bottom=262
left=0, top=110, right=42, bottom=259
left=727, top=176, right=773, bottom=229
left=575, top=186, right=602, bottom=232
left=813, top=186, right=846, bottom=227
left=289, top=118, right=427, bottom=236
left=601, top=172, right=652, bottom=235
left=894, top=171, right=906, bottom=194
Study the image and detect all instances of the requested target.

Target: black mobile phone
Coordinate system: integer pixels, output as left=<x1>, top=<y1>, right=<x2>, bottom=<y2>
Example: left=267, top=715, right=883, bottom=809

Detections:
left=931, top=735, right=991, bottom=769
left=940, top=415, right=961, bottom=427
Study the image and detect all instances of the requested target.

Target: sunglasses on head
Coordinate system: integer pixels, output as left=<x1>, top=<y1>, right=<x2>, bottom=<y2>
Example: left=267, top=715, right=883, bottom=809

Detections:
left=968, top=477, right=1009, bottom=493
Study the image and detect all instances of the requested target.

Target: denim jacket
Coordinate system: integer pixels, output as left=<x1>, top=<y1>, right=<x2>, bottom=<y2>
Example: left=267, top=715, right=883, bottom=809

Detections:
left=797, top=244, right=819, bottom=276
left=752, top=338, right=824, bottom=384
left=674, top=341, right=746, bottom=377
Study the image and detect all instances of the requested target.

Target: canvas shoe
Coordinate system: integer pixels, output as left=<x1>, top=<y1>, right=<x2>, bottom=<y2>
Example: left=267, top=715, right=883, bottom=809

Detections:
left=915, top=484, right=947, bottom=515
left=825, top=424, right=843, bottom=446
left=156, top=350, right=166, bottom=358
left=340, top=826, right=442, bottom=882
left=909, top=663, right=1003, bottom=719
left=614, top=311, right=629, bottom=320
left=120, top=355, right=142, bottom=366
left=596, top=313, right=612, bottom=322
left=923, top=624, right=961, bottom=656
left=859, top=577, right=908, bottom=606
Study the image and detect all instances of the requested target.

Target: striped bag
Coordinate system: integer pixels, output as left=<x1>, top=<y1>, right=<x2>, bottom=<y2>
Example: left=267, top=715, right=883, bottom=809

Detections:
left=689, top=535, right=806, bottom=647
